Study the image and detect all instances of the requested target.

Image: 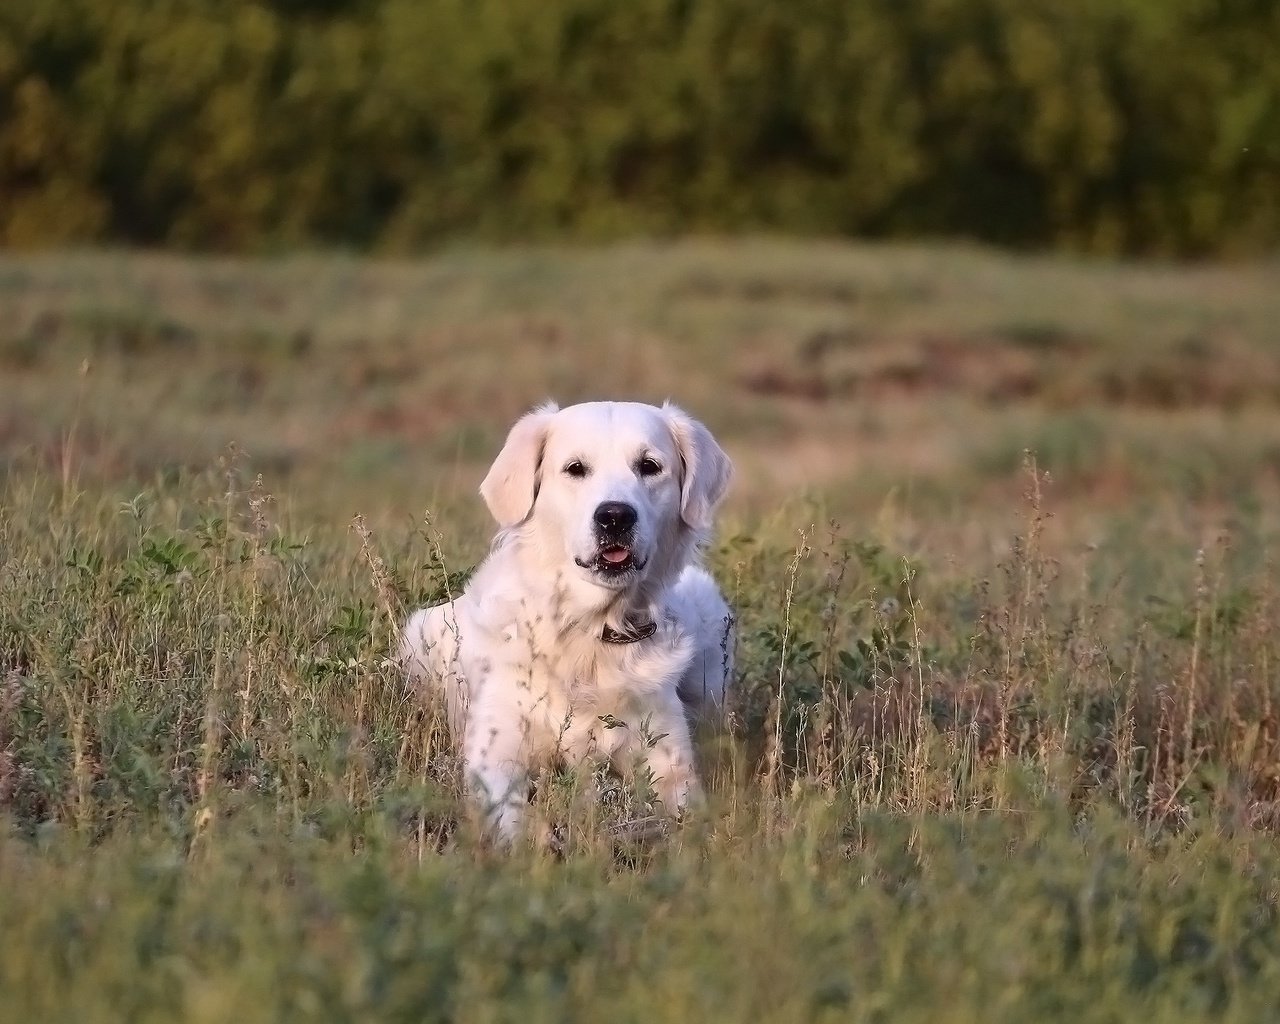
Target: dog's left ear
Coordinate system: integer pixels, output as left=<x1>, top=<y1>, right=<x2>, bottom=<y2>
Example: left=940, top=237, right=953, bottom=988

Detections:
left=480, top=402, right=559, bottom=527
left=664, top=402, right=733, bottom=531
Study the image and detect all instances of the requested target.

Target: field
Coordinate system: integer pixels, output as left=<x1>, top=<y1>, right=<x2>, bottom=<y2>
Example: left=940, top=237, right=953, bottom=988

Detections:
left=4, top=239, right=1280, bottom=1021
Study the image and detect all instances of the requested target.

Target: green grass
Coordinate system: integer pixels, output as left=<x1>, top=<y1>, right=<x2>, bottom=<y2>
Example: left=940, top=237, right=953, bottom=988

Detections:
left=3, top=240, right=1280, bottom=1021
left=7, top=808, right=1280, bottom=1023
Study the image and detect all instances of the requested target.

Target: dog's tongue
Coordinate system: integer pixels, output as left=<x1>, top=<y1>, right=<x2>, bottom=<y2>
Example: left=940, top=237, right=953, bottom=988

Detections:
left=602, top=546, right=631, bottom=564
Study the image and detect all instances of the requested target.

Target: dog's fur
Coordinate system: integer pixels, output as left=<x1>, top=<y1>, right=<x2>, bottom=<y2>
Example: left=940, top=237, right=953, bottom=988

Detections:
left=398, top=400, right=734, bottom=842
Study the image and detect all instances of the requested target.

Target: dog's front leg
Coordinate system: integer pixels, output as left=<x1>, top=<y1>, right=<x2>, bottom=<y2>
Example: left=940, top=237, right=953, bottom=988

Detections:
left=621, top=694, right=703, bottom=819
left=463, top=706, right=533, bottom=845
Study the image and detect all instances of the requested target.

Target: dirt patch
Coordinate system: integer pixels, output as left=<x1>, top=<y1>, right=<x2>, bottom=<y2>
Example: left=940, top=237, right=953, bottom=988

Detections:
left=741, top=329, right=1280, bottom=410
left=741, top=332, right=1051, bottom=403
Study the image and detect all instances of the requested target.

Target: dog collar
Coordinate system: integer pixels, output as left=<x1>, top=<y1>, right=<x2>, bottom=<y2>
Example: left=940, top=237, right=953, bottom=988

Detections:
left=601, top=620, right=658, bottom=644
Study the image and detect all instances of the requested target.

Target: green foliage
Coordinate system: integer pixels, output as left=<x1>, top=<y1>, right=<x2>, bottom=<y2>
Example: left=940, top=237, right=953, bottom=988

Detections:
left=1, top=0, right=1277, bottom=254
left=4, top=807, right=1280, bottom=1022
left=4, top=240, right=1280, bottom=1019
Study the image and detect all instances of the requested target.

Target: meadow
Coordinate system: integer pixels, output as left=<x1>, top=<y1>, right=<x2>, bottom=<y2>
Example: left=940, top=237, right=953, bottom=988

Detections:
left=3, top=239, right=1280, bottom=1021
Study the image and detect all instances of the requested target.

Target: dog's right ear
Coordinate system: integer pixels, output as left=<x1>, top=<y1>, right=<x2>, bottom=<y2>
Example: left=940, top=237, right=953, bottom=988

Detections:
left=479, top=402, right=559, bottom=528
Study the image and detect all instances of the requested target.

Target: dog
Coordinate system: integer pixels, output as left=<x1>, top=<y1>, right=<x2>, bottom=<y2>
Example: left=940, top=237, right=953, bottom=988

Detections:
left=398, top=400, right=734, bottom=843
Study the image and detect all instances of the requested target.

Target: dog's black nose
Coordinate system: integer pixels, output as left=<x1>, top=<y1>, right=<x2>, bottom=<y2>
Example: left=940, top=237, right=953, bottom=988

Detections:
left=593, top=501, right=637, bottom=534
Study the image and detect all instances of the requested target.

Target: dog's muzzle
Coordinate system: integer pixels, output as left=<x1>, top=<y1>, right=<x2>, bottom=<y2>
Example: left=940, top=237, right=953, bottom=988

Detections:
left=576, top=501, right=646, bottom=578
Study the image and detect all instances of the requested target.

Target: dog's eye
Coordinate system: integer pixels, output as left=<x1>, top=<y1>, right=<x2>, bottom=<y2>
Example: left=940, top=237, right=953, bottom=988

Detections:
left=564, top=460, right=589, bottom=478
left=637, top=457, right=662, bottom=477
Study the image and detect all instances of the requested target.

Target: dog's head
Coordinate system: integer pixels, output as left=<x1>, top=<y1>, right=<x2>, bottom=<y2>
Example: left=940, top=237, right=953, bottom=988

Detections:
left=479, top=401, right=732, bottom=601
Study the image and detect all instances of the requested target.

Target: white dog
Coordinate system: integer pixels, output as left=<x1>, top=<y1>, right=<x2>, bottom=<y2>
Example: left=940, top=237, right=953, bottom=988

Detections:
left=398, top=400, right=734, bottom=843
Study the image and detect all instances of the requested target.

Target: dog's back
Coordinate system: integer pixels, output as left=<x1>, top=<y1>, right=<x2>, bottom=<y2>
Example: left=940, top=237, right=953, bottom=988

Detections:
left=668, top=565, right=735, bottom=716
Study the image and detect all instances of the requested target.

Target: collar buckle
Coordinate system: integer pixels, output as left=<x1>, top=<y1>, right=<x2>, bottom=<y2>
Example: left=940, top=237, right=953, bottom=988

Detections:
left=601, top=620, right=657, bottom=644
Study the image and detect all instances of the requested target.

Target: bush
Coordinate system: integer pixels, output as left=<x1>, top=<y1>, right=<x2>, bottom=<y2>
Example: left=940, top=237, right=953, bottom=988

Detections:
left=1, top=0, right=1277, bottom=254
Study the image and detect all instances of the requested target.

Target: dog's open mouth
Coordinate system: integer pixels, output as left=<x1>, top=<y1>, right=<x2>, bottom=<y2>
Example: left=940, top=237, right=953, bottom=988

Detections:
left=577, top=544, right=645, bottom=576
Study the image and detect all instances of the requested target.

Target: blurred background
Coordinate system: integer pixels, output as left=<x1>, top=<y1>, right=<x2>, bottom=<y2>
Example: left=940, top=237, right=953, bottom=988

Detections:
left=2, top=0, right=1279, bottom=560
left=4, top=0, right=1279, bottom=254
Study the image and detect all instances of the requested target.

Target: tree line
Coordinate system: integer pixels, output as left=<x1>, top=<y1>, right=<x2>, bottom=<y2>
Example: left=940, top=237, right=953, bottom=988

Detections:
left=2, top=0, right=1277, bottom=255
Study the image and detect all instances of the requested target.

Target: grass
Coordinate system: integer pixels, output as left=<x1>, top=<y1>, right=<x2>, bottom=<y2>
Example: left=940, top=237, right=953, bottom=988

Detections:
left=3, top=239, right=1280, bottom=1021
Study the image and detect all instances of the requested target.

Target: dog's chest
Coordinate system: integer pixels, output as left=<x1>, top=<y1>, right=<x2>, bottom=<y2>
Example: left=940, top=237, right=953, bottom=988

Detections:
left=549, top=649, right=651, bottom=717
left=514, top=647, right=674, bottom=757
left=548, top=682, right=657, bottom=762
left=466, top=610, right=693, bottom=759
